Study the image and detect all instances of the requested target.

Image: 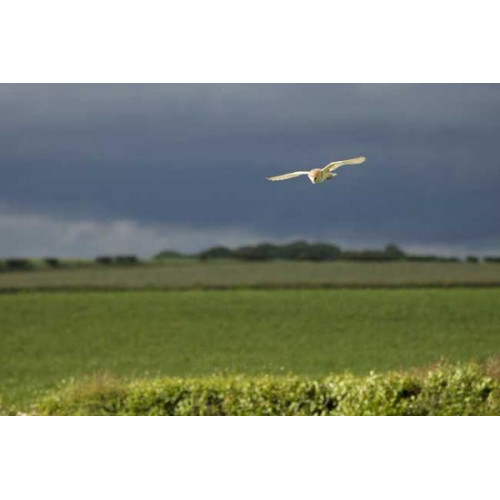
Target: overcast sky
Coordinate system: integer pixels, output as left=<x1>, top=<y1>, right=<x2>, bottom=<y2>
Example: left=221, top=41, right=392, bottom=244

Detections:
left=1, top=83, right=499, bottom=257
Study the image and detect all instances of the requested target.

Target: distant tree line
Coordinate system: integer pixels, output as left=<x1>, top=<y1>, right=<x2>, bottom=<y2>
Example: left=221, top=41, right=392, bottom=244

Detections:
left=0, top=255, right=140, bottom=272
left=1, top=245, right=500, bottom=272
left=95, top=255, right=139, bottom=265
left=0, top=258, right=34, bottom=271
left=195, top=242, right=468, bottom=263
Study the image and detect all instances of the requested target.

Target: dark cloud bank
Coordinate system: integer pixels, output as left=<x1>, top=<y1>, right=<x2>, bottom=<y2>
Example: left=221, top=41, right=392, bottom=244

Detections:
left=1, top=84, right=499, bottom=257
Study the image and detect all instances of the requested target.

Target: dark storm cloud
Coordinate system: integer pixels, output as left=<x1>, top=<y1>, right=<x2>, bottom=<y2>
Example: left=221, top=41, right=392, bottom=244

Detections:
left=1, top=84, right=499, bottom=256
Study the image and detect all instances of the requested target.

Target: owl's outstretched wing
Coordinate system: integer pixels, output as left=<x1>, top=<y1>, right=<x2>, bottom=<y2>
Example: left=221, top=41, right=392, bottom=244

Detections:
left=266, top=171, right=310, bottom=182
left=322, top=156, right=366, bottom=173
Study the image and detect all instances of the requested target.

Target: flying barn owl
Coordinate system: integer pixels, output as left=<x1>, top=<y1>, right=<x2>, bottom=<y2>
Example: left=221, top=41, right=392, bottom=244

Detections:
left=266, top=156, right=366, bottom=184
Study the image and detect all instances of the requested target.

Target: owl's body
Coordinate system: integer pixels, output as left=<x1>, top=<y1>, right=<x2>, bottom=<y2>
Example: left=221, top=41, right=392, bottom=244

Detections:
left=266, top=156, right=366, bottom=184
left=308, top=168, right=336, bottom=184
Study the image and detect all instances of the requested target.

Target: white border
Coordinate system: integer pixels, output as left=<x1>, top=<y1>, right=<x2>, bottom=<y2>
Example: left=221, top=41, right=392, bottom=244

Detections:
left=1, top=417, right=498, bottom=499
left=1, top=0, right=499, bottom=82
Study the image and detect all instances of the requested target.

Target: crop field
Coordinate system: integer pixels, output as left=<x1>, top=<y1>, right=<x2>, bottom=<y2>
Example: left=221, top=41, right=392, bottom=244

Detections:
left=1, top=260, right=500, bottom=291
left=1, top=288, right=499, bottom=406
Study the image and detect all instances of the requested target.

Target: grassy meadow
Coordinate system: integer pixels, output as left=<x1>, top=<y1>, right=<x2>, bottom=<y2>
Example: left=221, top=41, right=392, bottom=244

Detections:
left=1, top=260, right=500, bottom=290
left=1, top=287, right=499, bottom=406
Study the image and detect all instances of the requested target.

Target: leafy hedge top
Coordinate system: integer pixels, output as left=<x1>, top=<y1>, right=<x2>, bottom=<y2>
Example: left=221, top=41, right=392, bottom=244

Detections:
left=20, top=362, right=500, bottom=416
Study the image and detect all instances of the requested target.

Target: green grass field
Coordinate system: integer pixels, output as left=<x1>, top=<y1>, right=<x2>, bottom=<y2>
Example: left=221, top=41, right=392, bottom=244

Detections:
left=1, top=260, right=500, bottom=290
left=1, top=288, right=499, bottom=405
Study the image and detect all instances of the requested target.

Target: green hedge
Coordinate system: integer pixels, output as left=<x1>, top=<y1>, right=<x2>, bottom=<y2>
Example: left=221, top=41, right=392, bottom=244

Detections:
left=27, top=363, right=499, bottom=416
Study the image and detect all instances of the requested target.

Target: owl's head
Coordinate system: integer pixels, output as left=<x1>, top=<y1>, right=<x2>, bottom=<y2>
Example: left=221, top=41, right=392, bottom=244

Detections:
left=308, top=169, right=322, bottom=184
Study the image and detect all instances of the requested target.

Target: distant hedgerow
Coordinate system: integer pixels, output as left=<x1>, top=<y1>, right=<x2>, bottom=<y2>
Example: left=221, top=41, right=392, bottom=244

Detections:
left=44, top=258, right=60, bottom=267
left=95, top=256, right=114, bottom=265
left=484, top=256, right=500, bottom=264
left=5, top=258, right=32, bottom=270
left=115, top=255, right=139, bottom=265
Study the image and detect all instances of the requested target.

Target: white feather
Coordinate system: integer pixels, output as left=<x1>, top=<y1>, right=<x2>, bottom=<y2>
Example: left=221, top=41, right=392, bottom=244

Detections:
left=266, top=171, right=310, bottom=182
left=322, top=156, right=366, bottom=173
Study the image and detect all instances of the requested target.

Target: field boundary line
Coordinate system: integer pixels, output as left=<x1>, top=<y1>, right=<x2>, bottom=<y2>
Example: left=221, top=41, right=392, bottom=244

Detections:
left=2, top=282, right=500, bottom=294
